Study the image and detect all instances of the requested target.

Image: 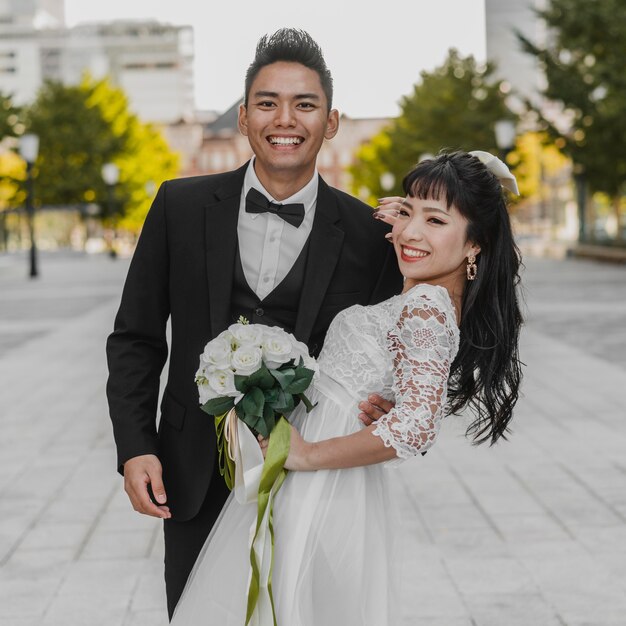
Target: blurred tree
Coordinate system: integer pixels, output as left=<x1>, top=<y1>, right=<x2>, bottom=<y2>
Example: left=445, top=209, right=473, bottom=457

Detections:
left=23, top=77, right=179, bottom=232
left=0, top=92, right=23, bottom=249
left=1, top=91, right=21, bottom=140
left=349, top=49, right=516, bottom=204
left=25, top=80, right=125, bottom=207
left=519, top=0, right=626, bottom=240
left=85, top=76, right=179, bottom=232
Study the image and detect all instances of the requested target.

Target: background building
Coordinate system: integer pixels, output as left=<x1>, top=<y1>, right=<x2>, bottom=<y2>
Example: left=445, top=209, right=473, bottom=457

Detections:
left=0, top=0, right=193, bottom=123
left=484, top=0, right=548, bottom=111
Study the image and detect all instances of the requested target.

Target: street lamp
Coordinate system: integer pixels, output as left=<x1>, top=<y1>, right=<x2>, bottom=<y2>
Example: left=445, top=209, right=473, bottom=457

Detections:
left=494, top=119, right=516, bottom=162
left=101, top=163, right=120, bottom=258
left=19, top=133, right=40, bottom=278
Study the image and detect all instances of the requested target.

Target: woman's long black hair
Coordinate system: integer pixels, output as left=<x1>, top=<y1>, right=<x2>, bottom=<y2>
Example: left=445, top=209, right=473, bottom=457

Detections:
left=403, top=151, right=523, bottom=444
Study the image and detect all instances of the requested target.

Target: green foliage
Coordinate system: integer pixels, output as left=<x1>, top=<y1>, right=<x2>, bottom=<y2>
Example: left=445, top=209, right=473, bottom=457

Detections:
left=25, top=80, right=125, bottom=207
left=22, top=76, right=179, bottom=230
left=0, top=91, right=20, bottom=140
left=350, top=50, right=515, bottom=203
left=518, top=0, right=626, bottom=197
left=201, top=359, right=316, bottom=439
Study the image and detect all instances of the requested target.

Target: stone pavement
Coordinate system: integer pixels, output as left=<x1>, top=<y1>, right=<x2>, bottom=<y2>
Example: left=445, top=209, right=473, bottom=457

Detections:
left=0, top=251, right=625, bottom=625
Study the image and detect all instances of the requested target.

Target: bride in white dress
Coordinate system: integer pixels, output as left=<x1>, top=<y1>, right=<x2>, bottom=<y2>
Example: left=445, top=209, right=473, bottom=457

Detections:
left=171, top=151, right=523, bottom=625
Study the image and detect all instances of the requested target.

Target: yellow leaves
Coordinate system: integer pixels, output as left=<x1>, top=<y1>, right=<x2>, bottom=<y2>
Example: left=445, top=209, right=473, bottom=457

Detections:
left=0, top=150, right=25, bottom=209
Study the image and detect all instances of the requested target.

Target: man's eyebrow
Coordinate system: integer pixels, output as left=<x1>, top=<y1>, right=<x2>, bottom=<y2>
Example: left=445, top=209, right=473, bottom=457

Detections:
left=294, top=93, right=320, bottom=101
left=252, top=91, right=320, bottom=101
left=253, top=91, right=279, bottom=99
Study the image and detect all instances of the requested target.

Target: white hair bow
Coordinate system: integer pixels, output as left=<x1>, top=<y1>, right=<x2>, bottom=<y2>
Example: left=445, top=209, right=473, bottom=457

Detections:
left=469, top=150, right=520, bottom=196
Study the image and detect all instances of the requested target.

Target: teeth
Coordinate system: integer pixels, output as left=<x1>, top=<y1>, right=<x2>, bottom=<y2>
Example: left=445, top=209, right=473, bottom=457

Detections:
left=269, top=136, right=303, bottom=145
left=403, top=247, right=429, bottom=258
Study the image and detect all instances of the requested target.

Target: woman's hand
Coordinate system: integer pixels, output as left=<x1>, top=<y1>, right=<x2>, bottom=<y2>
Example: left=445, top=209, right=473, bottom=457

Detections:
left=373, top=196, right=405, bottom=227
left=258, top=425, right=314, bottom=471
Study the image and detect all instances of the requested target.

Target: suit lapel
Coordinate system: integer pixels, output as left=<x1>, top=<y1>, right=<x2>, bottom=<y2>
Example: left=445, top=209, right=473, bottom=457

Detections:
left=205, top=164, right=248, bottom=337
left=294, top=177, right=344, bottom=344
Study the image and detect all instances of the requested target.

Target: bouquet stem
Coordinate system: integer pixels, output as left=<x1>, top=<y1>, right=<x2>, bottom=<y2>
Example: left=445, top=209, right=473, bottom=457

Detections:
left=245, top=415, right=290, bottom=625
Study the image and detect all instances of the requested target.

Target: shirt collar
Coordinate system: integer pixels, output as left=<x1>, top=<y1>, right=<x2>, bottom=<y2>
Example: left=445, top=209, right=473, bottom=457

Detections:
left=243, top=157, right=318, bottom=219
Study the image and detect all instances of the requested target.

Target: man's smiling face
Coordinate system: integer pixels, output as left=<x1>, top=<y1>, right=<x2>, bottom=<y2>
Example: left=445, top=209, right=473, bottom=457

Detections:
left=238, top=61, right=338, bottom=196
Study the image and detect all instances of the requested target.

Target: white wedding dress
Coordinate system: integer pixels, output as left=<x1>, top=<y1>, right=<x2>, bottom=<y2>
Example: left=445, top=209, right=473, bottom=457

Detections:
left=171, top=283, right=459, bottom=626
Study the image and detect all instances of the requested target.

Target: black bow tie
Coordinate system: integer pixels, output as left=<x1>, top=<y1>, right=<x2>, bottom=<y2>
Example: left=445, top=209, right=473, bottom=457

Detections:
left=245, top=188, right=305, bottom=228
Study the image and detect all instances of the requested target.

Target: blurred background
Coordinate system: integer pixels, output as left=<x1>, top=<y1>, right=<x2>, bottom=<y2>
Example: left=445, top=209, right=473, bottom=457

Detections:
left=1, top=0, right=624, bottom=264
left=2, top=2, right=626, bottom=625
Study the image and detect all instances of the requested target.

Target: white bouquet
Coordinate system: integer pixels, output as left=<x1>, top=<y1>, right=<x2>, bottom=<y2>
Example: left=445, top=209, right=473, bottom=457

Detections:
left=195, top=318, right=319, bottom=624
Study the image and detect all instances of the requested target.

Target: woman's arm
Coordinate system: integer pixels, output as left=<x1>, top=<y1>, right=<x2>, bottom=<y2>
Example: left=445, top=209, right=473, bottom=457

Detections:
left=261, top=287, right=458, bottom=471
left=279, top=424, right=397, bottom=471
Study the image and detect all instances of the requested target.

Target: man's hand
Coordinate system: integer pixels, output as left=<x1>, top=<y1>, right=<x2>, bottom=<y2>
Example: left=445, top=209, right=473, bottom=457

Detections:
left=123, top=454, right=171, bottom=519
left=358, top=394, right=395, bottom=426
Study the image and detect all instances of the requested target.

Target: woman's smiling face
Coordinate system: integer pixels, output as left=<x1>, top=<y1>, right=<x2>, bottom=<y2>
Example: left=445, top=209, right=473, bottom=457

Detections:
left=392, top=193, right=480, bottom=294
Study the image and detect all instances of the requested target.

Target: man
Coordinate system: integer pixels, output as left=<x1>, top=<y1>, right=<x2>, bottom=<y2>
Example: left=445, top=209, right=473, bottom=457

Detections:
left=106, top=28, right=402, bottom=619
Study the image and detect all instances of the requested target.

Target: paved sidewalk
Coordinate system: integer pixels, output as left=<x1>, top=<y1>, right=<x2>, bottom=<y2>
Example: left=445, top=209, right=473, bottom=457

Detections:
left=1, top=252, right=625, bottom=625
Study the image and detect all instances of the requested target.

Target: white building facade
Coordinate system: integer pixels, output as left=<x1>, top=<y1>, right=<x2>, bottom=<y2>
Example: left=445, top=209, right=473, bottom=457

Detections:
left=0, top=0, right=194, bottom=123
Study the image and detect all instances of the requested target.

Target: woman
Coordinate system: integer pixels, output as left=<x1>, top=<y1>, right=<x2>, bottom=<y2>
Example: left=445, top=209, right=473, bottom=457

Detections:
left=171, top=151, right=523, bottom=625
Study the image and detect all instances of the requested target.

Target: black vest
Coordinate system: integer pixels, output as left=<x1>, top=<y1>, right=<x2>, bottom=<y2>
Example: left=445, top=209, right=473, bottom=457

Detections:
left=230, top=241, right=310, bottom=333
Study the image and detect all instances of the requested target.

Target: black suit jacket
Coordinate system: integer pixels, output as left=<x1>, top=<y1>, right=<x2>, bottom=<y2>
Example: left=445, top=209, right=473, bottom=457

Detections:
left=106, top=163, right=403, bottom=520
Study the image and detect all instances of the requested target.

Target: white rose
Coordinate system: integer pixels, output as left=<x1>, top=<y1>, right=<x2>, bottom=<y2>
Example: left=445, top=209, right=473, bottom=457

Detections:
left=200, top=337, right=232, bottom=371
left=231, top=345, right=263, bottom=376
left=301, top=353, right=320, bottom=379
left=262, top=332, right=294, bottom=369
left=207, top=368, right=241, bottom=399
left=228, top=323, right=264, bottom=348
left=198, top=379, right=217, bottom=404
left=289, top=337, right=311, bottom=362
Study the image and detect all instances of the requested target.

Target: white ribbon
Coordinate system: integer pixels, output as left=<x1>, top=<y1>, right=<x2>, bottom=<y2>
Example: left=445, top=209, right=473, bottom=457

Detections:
left=469, top=150, right=520, bottom=195
left=225, top=415, right=276, bottom=625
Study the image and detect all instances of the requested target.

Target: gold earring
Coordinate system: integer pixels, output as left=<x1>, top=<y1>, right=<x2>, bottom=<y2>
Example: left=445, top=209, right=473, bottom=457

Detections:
left=466, top=254, right=477, bottom=281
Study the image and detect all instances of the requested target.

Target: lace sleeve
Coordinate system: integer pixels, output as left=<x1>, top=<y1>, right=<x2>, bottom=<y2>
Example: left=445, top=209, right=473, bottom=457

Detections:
left=372, top=287, right=458, bottom=466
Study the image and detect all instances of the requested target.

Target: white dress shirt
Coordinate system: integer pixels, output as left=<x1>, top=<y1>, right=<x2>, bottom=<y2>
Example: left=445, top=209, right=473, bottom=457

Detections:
left=237, top=159, right=318, bottom=300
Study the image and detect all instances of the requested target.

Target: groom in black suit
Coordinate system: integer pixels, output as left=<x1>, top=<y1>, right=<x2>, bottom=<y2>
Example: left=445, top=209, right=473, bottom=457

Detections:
left=106, top=28, right=402, bottom=619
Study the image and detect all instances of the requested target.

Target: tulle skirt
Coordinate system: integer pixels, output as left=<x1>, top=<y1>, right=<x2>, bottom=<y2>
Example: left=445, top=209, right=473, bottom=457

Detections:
left=171, top=374, right=401, bottom=626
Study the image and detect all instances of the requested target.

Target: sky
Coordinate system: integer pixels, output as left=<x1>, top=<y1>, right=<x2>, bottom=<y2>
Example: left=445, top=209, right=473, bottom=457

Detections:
left=64, top=0, right=486, bottom=119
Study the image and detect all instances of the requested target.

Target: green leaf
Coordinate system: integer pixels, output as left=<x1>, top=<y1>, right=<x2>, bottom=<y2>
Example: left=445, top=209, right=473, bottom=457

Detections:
left=263, top=402, right=276, bottom=429
left=201, top=396, right=235, bottom=416
left=246, top=413, right=270, bottom=438
left=264, top=387, right=279, bottom=404
left=242, top=386, right=265, bottom=418
left=247, top=365, right=275, bottom=390
left=270, top=388, right=294, bottom=413
left=270, top=367, right=296, bottom=391
left=285, top=368, right=315, bottom=394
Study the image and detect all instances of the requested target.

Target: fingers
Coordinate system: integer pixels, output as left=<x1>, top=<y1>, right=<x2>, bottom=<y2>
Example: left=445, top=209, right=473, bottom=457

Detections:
left=373, top=196, right=404, bottom=225
left=373, top=208, right=399, bottom=226
left=257, top=434, right=269, bottom=458
left=377, top=196, right=405, bottom=206
left=124, top=456, right=171, bottom=519
left=357, top=394, right=396, bottom=426
left=369, top=394, right=395, bottom=414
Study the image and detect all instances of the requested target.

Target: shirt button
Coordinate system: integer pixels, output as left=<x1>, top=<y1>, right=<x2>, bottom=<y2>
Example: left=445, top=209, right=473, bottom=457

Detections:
left=269, top=236, right=277, bottom=243
left=255, top=307, right=265, bottom=316
left=263, top=276, right=270, bottom=283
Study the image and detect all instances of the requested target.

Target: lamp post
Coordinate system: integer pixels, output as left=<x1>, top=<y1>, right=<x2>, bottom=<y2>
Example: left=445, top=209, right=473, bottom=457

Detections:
left=573, top=165, right=587, bottom=243
left=19, top=134, right=40, bottom=278
left=101, top=163, right=119, bottom=258
left=494, top=119, right=516, bottom=162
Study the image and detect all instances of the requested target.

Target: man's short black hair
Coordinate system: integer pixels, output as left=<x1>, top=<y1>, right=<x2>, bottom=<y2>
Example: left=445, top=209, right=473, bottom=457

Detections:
left=244, top=28, right=333, bottom=111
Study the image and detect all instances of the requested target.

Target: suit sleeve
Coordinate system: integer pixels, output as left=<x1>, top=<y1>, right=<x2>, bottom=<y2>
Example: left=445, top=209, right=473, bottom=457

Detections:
left=106, top=182, right=171, bottom=473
